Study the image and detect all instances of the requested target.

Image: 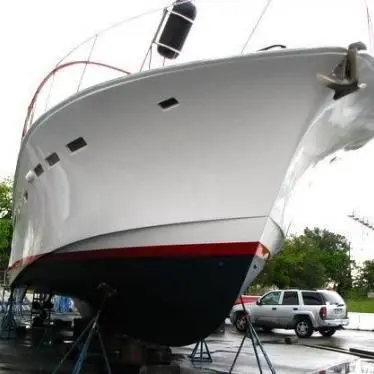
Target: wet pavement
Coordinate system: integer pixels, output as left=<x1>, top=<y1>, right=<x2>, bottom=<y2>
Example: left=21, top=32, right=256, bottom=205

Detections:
left=253, top=326, right=374, bottom=353
left=172, top=325, right=374, bottom=373
left=0, top=314, right=373, bottom=373
left=174, top=326, right=374, bottom=374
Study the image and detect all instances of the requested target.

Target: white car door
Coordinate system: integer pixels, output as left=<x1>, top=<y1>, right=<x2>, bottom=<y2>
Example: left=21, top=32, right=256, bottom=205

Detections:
left=251, top=291, right=282, bottom=328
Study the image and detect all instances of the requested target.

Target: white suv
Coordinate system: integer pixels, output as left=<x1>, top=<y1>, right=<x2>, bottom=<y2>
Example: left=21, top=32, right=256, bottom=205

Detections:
left=229, top=289, right=349, bottom=338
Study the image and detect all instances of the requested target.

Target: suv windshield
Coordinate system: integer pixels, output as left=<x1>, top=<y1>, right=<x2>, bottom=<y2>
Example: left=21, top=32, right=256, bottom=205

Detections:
left=319, top=291, right=345, bottom=305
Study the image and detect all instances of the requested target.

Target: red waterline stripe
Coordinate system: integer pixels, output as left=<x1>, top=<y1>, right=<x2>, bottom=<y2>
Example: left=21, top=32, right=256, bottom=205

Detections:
left=8, top=241, right=262, bottom=272
left=233, top=295, right=259, bottom=305
left=8, top=254, right=42, bottom=272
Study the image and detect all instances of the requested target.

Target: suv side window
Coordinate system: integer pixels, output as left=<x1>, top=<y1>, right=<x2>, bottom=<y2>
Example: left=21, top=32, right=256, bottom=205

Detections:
left=261, top=291, right=281, bottom=305
left=282, top=291, right=299, bottom=305
left=302, top=291, right=323, bottom=305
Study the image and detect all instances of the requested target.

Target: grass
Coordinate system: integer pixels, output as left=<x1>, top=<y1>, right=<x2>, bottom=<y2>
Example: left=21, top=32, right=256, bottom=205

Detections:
left=346, top=298, right=374, bottom=313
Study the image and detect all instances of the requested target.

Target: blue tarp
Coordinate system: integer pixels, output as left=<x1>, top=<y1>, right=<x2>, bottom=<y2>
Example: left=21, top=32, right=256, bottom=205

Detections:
left=52, top=296, right=72, bottom=313
left=0, top=291, right=73, bottom=314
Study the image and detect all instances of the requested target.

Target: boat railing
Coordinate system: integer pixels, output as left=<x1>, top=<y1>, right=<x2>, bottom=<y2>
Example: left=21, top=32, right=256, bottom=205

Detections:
left=21, top=0, right=374, bottom=137
left=22, top=3, right=172, bottom=137
left=22, top=61, right=132, bottom=137
left=22, top=0, right=280, bottom=137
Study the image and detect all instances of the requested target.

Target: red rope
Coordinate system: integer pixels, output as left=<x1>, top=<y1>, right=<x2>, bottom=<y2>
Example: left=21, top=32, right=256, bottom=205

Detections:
left=23, top=60, right=131, bottom=137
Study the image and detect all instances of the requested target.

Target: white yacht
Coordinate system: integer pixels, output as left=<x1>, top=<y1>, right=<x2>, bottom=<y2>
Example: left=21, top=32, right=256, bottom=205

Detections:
left=7, top=1, right=374, bottom=346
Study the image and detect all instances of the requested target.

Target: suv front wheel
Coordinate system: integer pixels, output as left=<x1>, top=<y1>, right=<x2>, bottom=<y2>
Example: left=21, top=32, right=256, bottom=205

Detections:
left=294, top=317, right=313, bottom=338
left=234, top=311, right=249, bottom=332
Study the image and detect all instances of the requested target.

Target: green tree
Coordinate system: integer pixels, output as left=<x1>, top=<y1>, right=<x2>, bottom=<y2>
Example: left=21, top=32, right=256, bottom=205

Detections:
left=253, top=227, right=352, bottom=295
left=303, top=228, right=352, bottom=293
left=355, top=260, right=374, bottom=293
left=0, top=178, right=13, bottom=269
left=254, top=234, right=327, bottom=290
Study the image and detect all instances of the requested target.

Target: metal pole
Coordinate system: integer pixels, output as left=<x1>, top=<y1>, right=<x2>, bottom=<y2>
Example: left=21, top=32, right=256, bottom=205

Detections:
left=51, top=317, right=95, bottom=374
left=250, top=323, right=276, bottom=374
left=228, top=296, right=276, bottom=374
left=349, top=242, right=352, bottom=283
left=97, top=329, right=112, bottom=374
left=247, top=324, right=263, bottom=374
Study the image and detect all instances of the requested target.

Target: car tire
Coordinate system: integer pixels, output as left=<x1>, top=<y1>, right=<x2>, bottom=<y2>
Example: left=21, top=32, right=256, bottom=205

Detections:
left=294, top=317, right=313, bottom=338
left=319, top=328, right=336, bottom=337
left=234, top=311, right=249, bottom=333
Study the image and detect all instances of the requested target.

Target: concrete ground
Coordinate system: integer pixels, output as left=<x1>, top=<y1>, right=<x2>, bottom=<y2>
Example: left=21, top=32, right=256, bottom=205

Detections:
left=224, top=318, right=374, bottom=354
left=0, top=313, right=373, bottom=373
left=173, top=326, right=374, bottom=374
left=249, top=325, right=374, bottom=352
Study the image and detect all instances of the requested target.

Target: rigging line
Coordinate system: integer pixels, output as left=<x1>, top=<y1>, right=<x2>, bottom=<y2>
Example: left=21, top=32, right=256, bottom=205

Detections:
left=44, top=73, right=56, bottom=112
left=241, top=0, right=273, bottom=54
left=148, top=45, right=153, bottom=71
left=140, top=46, right=152, bottom=72
left=365, top=0, right=374, bottom=52
left=140, top=4, right=169, bottom=72
left=56, top=3, right=173, bottom=66
left=77, top=34, right=98, bottom=92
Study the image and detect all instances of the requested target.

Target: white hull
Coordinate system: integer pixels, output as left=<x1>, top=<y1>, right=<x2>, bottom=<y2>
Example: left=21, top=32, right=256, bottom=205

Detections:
left=11, top=47, right=374, bottom=270
left=8, top=46, right=374, bottom=345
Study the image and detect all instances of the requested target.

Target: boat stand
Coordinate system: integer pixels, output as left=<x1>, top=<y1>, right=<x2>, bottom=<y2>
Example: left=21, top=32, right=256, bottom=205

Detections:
left=0, top=289, right=17, bottom=340
left=51, top=283, right=115, bottom=374
left=229, top=297, right=276, bottom=374
left=189, top=339, right=212, bottom=363
left=37, top=306, right=53, bottom=349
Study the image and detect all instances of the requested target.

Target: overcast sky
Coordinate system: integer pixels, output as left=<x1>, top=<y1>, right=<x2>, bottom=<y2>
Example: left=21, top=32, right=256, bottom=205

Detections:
left=1, top=0, right=374, bottom=262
